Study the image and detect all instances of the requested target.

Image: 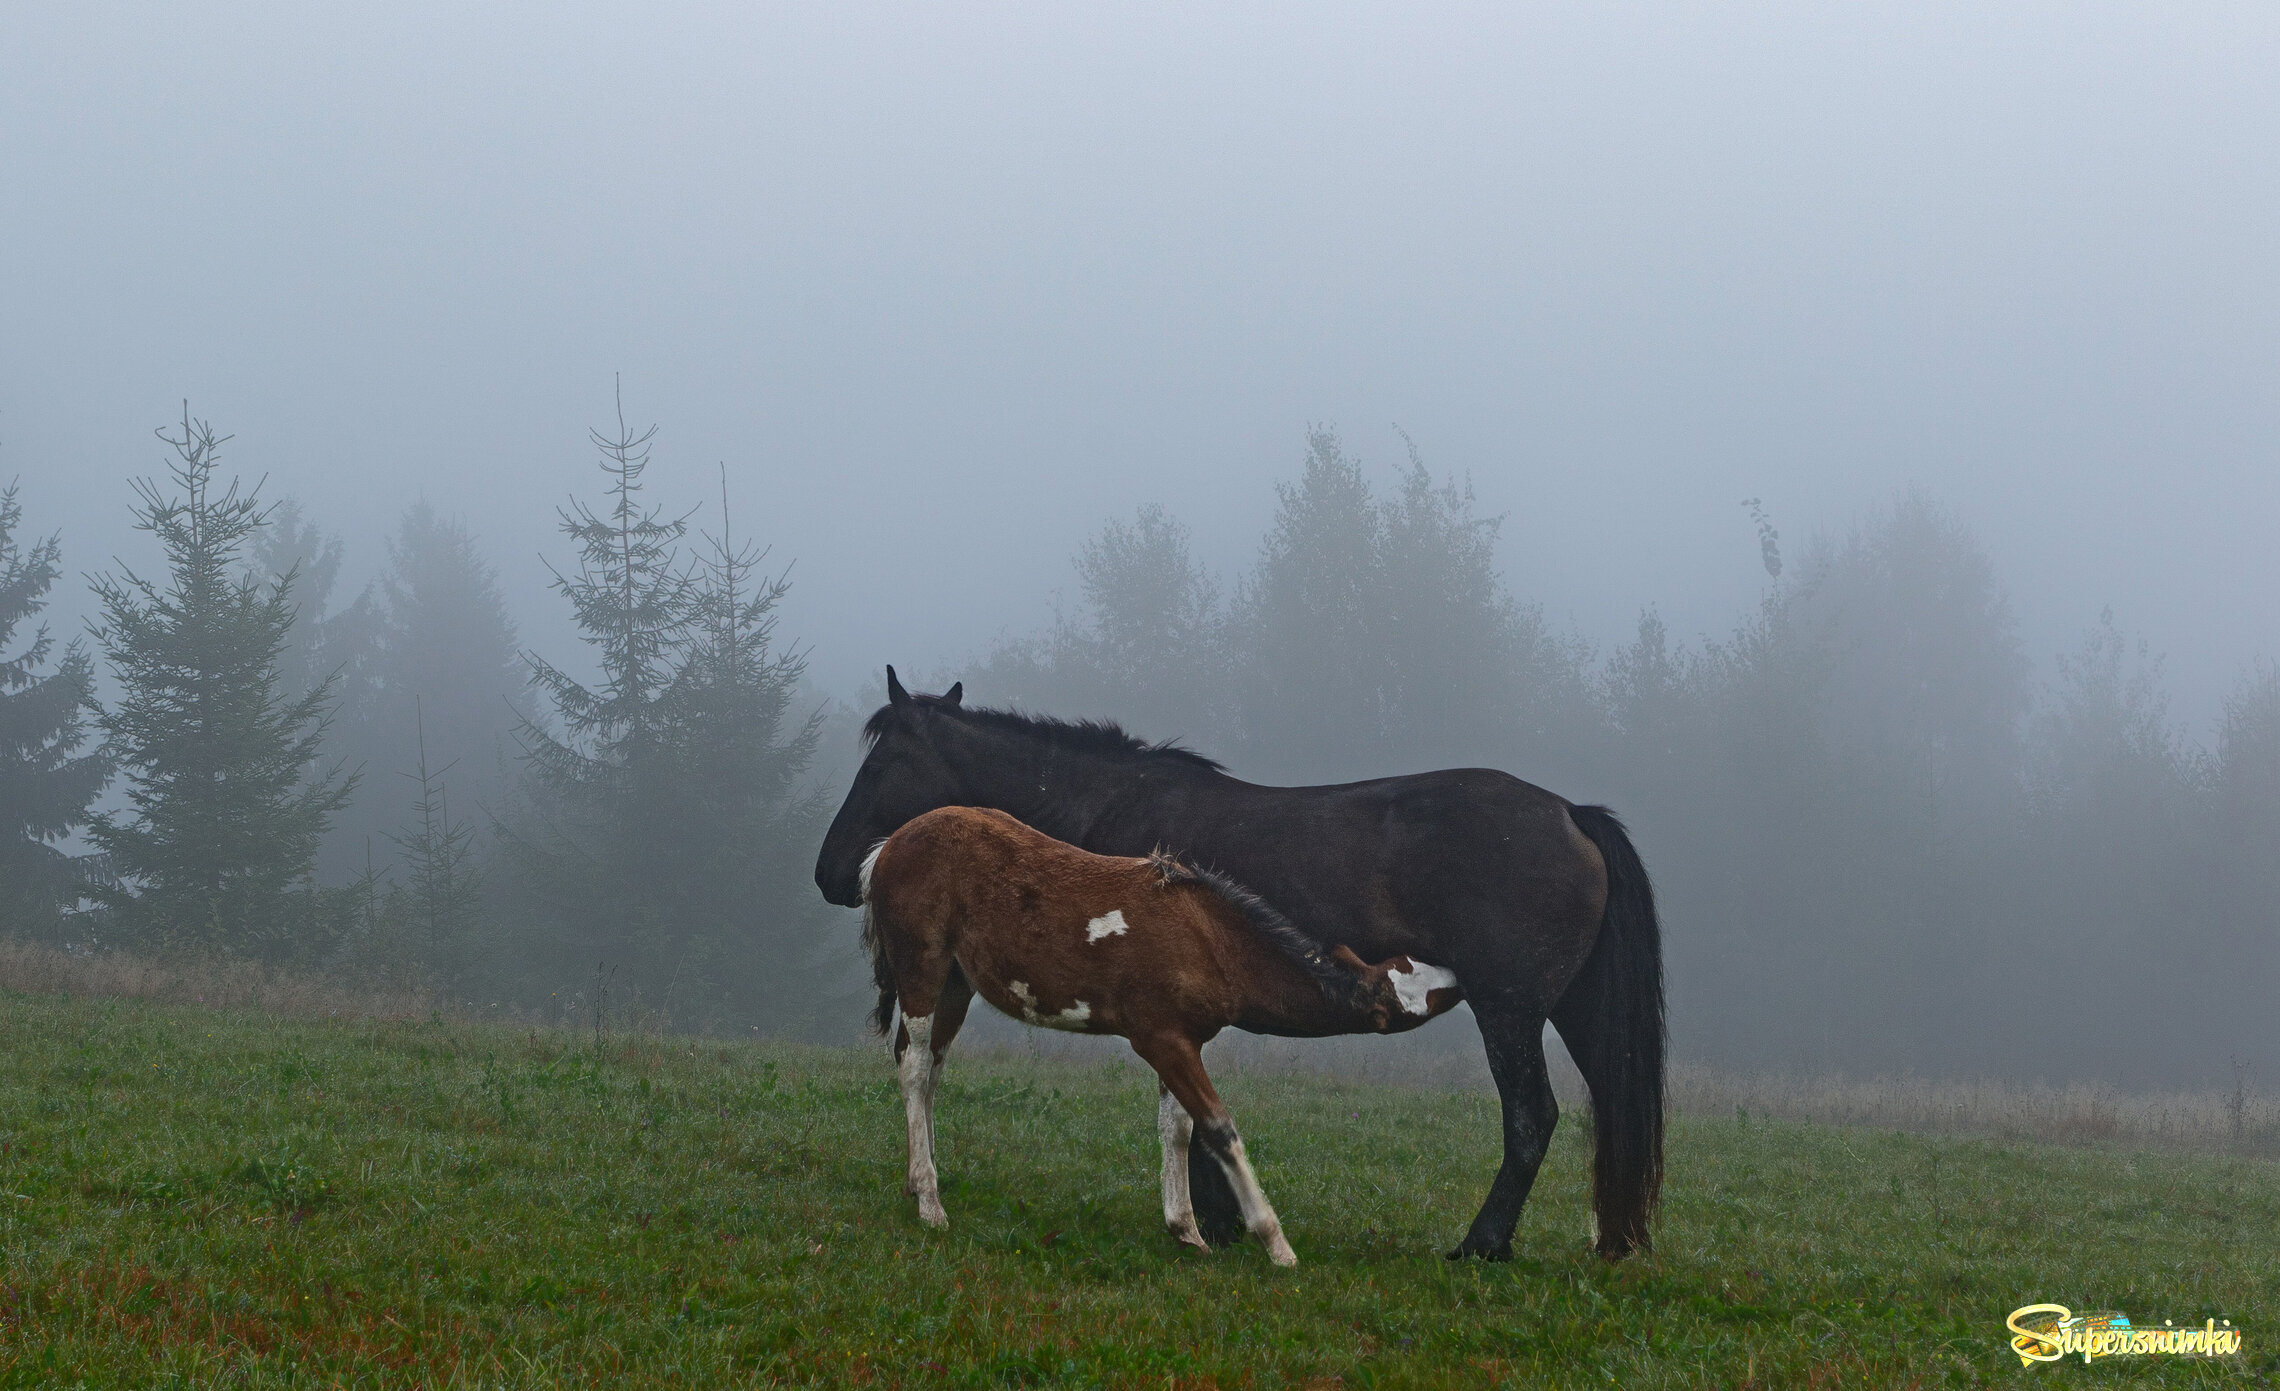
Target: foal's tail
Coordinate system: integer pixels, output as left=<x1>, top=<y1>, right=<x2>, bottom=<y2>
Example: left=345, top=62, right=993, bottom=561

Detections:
left=858, top=843, right=897, bottom=1037
left=1555, top=804, right=1666, bottom=1259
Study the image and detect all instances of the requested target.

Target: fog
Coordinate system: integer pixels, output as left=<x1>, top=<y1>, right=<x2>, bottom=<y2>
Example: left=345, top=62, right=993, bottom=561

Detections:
left=6, top=5, right=2276, bottom=1088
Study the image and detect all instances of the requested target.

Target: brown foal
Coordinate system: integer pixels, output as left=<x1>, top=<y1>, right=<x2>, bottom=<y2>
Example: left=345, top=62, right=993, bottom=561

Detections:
left=861, top=805, right=1463, bottom=1265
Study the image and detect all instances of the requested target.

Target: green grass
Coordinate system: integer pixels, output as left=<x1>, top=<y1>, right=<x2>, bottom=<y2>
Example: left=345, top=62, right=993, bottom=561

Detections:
left=0, top=992, right=2272, bottom=1388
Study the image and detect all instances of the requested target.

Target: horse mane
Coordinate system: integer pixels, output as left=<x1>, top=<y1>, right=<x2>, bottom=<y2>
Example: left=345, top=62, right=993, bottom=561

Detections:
left=864, top=696, right=1225, bottom=773
left=1146, top=851, right=1376, bottom=1015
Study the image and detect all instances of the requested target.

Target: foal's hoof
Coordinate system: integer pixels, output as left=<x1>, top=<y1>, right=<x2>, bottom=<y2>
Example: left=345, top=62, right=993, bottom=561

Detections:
left=1264, top=1235, right=1299, bottom=1268
left=1193, top=1213, right=1246, bottom=1248
left=918, top=1204, right=949, bottom=1229
left=1445, top=1239, right=1513, bottom=1262
left=1168, top=1222, right=1210, bottom=1253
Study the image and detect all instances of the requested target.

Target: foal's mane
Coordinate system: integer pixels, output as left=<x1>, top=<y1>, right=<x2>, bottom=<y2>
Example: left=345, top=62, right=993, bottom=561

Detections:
left=1146, top=851, right=1377, bottom=1016
left=865, top=697, right=1226, bottom=773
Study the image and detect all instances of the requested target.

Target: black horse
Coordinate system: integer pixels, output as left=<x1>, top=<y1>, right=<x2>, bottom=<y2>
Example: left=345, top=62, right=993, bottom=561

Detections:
left=815, top=668, right=1665, bottom=1260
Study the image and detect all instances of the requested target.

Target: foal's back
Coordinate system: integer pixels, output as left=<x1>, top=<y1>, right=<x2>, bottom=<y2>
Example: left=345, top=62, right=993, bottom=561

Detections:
left=868, top=806, right=1282, bottom=1037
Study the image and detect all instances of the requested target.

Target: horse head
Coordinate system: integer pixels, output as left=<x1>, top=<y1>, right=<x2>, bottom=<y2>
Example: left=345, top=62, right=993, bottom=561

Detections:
left=815, top=665, right=964, bottom=906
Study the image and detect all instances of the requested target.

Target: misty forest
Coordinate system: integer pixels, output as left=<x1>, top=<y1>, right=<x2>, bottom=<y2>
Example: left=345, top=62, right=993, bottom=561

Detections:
left=5, top=401, right=2275, bottom=1091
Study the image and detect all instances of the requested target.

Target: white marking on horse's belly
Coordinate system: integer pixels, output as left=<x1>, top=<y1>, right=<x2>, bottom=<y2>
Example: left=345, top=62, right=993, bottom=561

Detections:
left=1006, top=981, right=1094, bottom=1030
left=1048, top=1000, right=1092, bottom=1029
left=1085, top=909, right=1130, bottom=942
left=1387, top=959, right=1460, bottom=1015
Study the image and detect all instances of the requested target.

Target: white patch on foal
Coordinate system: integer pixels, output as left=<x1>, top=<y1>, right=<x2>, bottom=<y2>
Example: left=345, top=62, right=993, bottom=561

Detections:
left=1386, top=958, right=1460, bottom=1016
left=1085, top=909, right=1130, bottom=942
left=857, top=841, right=886, bottom=900
left=1007, top=980, right=1093, bottom=1030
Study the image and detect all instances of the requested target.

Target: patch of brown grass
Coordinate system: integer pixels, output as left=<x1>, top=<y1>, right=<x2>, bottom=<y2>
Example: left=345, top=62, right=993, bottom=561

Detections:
left=0, top=938, right=438, bottom=1021
left=1668, top=1059, right=2280, bottom=1158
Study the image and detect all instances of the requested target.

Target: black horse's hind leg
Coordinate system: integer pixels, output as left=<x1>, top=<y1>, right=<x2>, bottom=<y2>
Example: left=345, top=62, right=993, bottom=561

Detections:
left=1449, top=998, right=1559, bottom=1261
left=1187, top=1131, right=1245, bottom=1247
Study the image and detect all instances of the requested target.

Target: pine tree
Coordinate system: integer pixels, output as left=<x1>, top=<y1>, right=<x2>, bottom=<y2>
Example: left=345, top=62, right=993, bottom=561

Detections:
left=248, top=498, right=380, bottom=711
left=519, top=391, right=695, bottom=795
left=316, top=501, right=527, bottom=892
left=0, top=483, right=112, bottom=935
left=86, top=407, right=357, bottom=961
left=246, top=497, right=385, bottom=882
left=965, top=504, right=1226, bottom=746
left=388, top=698, right=482, bottom=982
left=1789, top=487, right=2029, bottom=818
left=666, top=471, right=819, bottom=828
left=375, top=502, right=526, bottom=791
left=1225, top=429, right=1587, bottom=781
left=2028, top=608, right=2192, bottom=818
left=1374, top=435, right=1593, bottom=777
left=652, top=469, right=836, bottom=1030
left=1068, top=505, right=1226, bottom=742
left=511, top=393, right=845, bottom=1033
left=1227, top=429, right=1387, bottom=779
left=508, top=388, right=699, bottom=1004
left=1601, top=608, right=1693, bottom=782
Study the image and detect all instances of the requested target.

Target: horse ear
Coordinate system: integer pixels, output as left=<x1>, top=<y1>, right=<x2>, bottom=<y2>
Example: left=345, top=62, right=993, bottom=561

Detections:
left=886, top=665, right=909, bottom=707
left=943, top=681, right=963, bottom=708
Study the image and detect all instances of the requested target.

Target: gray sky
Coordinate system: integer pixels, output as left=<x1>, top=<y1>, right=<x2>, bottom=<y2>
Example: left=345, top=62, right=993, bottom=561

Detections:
left=7, top=2, right=2276, bottom=731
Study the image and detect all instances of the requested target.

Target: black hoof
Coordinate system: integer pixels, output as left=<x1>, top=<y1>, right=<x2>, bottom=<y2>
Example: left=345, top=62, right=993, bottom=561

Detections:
left=1446, top=1240, right=1513, bottom=1262
left=1195, top=1215, right=1247, bottom=1248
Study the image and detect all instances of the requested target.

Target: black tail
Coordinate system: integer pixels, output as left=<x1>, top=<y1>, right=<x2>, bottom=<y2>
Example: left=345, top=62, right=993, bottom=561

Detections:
left=1554, top=804, right=1666, bottom=1258
left=861, top=896, right=897, bottom=1037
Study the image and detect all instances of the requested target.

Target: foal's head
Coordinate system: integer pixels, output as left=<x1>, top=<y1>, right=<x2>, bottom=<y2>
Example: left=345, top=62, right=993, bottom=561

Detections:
left=1327, top=946, right=1466, bottom=1033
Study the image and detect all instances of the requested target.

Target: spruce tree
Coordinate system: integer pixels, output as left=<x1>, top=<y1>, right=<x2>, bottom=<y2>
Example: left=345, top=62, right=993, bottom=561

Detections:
left=509, top=390, right=698, bottom=1006
left=315, top=502, right=527, bottom=892
left=86, top=408, right=357, bottom=961
left=388, top=698, right=482, bottom=982
left=1227, top=429, right=1387, bottom=779
left=1789, top=487, right=2029, bottom=819
left=964, top=504, right=1226, bottom=747
left=512, top=395, right=843, bottom=1034
left=246, top=498, right=384, bottom=882
left=1374, top=436, right=1592, bottom=777
left=248, top=497, right=380, bottom=712
left=1066, top=505, right=1226, bottom=742
left=654, top=469, right=835, bottom=1030
left=1226, top=429, right=1587, bottom=781
left=375, top=502, right=526, bottom=795
left=519, top=395, right=694, bottom=791
left=0, top=483, right=112, bottom=935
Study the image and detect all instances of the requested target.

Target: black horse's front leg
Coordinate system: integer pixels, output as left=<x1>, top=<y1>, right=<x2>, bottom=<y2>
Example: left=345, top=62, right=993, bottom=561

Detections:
left=1449, top=999, right=1559, bottom=1260
left=1187, top=1132, right=1246, bottom=1247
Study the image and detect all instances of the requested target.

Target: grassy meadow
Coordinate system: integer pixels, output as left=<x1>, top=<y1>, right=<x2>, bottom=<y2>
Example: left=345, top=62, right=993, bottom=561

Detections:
left=0, top=989, right=2273, bottom=1389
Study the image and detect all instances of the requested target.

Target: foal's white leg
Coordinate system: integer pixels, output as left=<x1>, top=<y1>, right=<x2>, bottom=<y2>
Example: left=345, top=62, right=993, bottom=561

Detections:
left=898, top=1013, right=947, bottom=1227
left=925, top=1043, right=946, bottom=1168
left=1200, top=1123, right=1298, bottom=1267
left=1157, top=1089, right=1207, bottom=1250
